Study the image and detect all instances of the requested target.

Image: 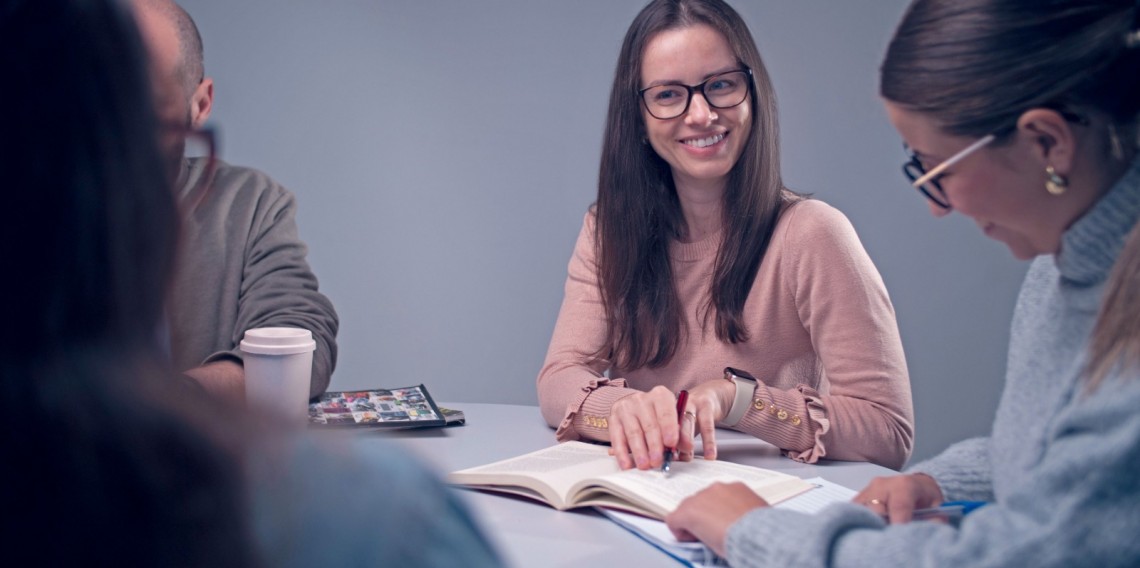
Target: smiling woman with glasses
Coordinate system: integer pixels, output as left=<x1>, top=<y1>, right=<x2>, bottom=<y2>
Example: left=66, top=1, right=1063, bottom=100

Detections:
left=666, top=0, right=1140, bottom=566
left=537, top=0, right=914, bottom=476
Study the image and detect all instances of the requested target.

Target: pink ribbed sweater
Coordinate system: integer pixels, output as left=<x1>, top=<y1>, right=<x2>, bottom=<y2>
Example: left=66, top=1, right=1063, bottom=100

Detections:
left=537, top=199, right=914, bottom=469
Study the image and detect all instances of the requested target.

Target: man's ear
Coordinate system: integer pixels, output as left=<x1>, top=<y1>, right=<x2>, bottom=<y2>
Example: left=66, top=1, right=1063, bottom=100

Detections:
left=189, top=77, right=214, bottom=128
left=1016, top=108, right=1076, bottom=175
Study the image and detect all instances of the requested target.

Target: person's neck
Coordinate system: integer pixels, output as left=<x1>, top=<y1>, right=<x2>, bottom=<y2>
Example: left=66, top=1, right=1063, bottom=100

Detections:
left=1050, top=150, right=1138, bottom=252
left=674, top=176, right=725, bottom=243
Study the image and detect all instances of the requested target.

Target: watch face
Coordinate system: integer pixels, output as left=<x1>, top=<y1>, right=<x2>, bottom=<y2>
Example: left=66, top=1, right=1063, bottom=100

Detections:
left=725, top=367, right=756, bottom=381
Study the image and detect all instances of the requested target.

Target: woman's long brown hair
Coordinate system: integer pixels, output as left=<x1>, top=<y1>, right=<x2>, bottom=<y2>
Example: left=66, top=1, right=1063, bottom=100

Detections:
left=1085, top=223, right=1140, bottom=389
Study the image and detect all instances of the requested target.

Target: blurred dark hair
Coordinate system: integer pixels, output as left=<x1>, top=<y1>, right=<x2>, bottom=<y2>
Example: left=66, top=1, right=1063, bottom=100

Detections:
left=595, top=0, right=799, bottom=370
left=0, top=0, right=253, bottom=563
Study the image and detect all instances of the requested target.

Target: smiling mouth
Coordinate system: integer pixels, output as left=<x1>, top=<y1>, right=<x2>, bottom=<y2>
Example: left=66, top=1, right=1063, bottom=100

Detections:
left=681, top=132, right=726, bottom=148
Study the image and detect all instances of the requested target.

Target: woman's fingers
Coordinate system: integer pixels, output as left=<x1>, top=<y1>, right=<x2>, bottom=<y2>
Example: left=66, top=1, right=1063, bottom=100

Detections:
left=622, top=408, right=653, bottom=469
left=676, top=409, right=697, bottom=461
left=696, top=405, right=718, bottom=460
left=852, top=474, right=943, bottom=524
left=607, top=412, right=634, bottom=469
left=609, top=388, right=679, bottom=470
left=687, top=390, right=721, bottom=460
left=680, top=378, right=738, bottom=460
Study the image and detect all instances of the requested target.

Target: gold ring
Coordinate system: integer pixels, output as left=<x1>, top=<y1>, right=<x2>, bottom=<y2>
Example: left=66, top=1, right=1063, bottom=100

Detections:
left=869, top=499, right=882, bottom=506
left=684, top=411, right=696, bottom=421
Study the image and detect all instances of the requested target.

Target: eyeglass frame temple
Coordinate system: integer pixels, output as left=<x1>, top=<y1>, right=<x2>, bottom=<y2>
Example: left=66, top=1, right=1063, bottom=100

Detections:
left=909, top=134, right=995, bottom=189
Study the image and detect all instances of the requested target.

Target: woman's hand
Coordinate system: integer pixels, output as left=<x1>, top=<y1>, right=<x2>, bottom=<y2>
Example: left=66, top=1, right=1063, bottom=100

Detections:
left=681, top=378, right=735, bottom=461
left=608, top=378, right=735, bottom=469
left=852, top=473, right=944, bottom=524
left=608, top=386, right=689, bottom=470
left=665, top=482, right=769, bottom=558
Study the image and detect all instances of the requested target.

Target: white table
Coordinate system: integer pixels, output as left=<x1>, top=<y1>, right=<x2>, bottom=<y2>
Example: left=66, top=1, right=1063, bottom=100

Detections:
left=346, top=403, right=895, bottom=567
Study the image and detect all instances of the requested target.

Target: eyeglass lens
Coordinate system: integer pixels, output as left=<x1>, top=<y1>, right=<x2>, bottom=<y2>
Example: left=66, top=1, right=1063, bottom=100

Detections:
left=902, top=154, right=950, bottom=209
left=641, top=70, right=749, bottom=120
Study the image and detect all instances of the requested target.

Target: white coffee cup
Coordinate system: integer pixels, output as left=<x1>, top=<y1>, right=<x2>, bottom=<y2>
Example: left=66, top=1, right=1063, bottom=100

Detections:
left=240, top=327, right=316, bottom=423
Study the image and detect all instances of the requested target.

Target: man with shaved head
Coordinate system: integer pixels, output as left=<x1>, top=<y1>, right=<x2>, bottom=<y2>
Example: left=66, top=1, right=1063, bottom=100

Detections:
left=133, top=0, right=338, bottom=401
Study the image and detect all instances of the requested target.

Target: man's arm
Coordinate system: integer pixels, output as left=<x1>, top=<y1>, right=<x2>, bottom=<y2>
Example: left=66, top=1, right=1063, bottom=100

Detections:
left=229, top=175, right=339, bottom=398
left=170, top=162, right=338, bottom=399
left=185, top=359, right=245, bottom=402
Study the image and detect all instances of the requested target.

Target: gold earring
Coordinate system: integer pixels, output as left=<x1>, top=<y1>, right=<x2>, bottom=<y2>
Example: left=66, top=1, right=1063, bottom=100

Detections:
left=1045, top=165, right=1068, bottom=195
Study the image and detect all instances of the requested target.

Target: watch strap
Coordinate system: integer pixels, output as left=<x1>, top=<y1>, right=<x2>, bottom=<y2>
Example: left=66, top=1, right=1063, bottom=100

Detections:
left=719, top=368, right=757, bottom=427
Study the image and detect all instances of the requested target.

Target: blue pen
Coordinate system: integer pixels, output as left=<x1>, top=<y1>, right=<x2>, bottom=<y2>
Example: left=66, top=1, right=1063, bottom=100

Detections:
left=904, top=500, right=988, bottom=521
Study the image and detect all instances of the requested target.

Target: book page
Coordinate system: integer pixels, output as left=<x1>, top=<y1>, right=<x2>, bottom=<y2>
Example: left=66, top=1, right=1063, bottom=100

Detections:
left=774, top=477, right=857, bottom=514
left=573, top=458, right=812, bottom=518
left=449, top=442, right=621, bottom=508
left=451, top=442, right=812, bottom=518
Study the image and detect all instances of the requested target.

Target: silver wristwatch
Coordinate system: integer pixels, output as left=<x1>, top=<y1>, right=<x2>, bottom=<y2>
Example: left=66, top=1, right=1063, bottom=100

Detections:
left=718, top=367, right=758, bottom=427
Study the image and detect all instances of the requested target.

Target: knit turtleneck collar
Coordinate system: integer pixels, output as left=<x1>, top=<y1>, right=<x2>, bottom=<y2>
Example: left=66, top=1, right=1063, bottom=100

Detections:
left=1057, top=156, right=1140, bottom=284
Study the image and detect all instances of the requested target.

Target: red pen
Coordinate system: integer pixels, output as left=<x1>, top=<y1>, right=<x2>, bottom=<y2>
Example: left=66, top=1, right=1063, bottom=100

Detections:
left=662, top=390, right=689, bottom=473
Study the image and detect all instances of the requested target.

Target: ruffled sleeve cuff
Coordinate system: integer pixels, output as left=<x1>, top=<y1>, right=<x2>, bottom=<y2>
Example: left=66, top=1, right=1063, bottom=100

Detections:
left=553, top=378, right=634, bottom=442
left=734, top=383, right=830, bottom=463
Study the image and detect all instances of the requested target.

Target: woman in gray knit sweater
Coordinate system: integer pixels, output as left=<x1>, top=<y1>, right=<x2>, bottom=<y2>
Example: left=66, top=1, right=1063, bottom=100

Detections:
left=664, top=0, right=1140, bottom=566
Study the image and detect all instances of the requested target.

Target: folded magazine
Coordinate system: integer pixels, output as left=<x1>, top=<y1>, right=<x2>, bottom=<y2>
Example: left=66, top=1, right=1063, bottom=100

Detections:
left=308, top=384, right=463, bottom=428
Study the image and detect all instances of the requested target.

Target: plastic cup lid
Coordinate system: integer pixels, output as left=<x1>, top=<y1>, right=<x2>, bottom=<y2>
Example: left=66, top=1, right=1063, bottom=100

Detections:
left=239, top=327, right=317, bottom=355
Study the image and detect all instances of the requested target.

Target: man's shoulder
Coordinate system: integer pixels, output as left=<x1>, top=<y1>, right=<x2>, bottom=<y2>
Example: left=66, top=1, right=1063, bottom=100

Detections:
left=208, top=159, right=289, bottom=196
left=188, top=158, right=295, bottom=213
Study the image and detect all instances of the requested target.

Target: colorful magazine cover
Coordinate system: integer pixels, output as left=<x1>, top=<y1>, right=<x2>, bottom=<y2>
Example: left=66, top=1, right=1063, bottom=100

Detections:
left=308, top=384, right=460, bottom=429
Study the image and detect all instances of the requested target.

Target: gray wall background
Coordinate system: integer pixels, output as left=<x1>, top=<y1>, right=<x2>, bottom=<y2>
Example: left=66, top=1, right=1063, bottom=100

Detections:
left=179, top=0, right=1027, bottom=464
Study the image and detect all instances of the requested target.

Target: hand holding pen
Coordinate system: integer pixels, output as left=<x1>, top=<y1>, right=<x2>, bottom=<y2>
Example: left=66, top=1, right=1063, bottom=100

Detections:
left=901, top=501, right=987, bottom=522
left=607, top=385, right=700, bottom=470
left=854, top=472, right=955, bottom=524
left=662, top=390, right=689, bottom=474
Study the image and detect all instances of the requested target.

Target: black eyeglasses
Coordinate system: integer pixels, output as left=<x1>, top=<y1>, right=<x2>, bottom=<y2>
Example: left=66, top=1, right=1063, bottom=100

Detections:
left=902, top=138, right=988, bottom=210
left=639, top=68, right=752, bottom=120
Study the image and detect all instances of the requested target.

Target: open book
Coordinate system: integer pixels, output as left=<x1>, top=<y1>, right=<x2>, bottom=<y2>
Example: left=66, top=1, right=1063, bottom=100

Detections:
left=448, top=441, right=813, bottom=520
